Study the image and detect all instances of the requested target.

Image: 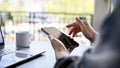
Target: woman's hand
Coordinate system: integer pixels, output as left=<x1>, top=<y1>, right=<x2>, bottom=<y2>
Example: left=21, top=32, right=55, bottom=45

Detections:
left=48, top=35, right=69, bottom=60
left=66, top=17, right=97, bottom=43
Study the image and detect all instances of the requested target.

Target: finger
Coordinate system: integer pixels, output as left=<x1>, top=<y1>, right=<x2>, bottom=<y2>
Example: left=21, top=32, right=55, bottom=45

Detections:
left=52, top=38, right=67, bottom=49
left=76, top=17, right=82, bottom=22
left=76, top=17, right=83, bottom=26
left=48, top=35, right=51, bottom=40
left=66, top=22, right=76, bottom=28
left=50, top=38, right=58, bottom=50
left=69, top=27, right=75, bottom=35
left=72, top=30, right=79, bottom=37
left=48, top=35, right=53, bottom=41
left=83, top=21, right=89, bottom=26
left=49, top=38, right=59, bottom=49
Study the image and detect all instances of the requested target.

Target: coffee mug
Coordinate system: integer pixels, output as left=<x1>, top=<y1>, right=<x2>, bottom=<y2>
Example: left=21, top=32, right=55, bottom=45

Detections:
left=16, top=31, right=30, bottom=48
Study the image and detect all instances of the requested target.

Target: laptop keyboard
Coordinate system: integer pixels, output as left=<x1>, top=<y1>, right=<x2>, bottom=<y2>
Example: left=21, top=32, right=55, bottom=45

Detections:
left=0, top=49, right=14, bottom=56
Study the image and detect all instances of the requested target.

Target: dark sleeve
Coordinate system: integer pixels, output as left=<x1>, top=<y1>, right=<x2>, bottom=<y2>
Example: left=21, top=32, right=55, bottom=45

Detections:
left=54, top=46, right=120, bottom=68
left=54, top=48, right=92, bottom=68
left=54, top=56, right=83, bottom=68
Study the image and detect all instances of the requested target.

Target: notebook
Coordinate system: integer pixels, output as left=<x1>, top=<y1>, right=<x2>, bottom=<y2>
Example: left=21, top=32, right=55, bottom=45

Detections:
left=0, top=26, right=45, bottom=68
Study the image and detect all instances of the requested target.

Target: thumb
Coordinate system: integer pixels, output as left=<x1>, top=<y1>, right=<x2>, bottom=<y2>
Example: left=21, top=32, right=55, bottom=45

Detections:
left=76, top=17, right=83, bottom=25
left=48, top=35, right=53, bottom=41
left=75, top=17, right=83, bottom=27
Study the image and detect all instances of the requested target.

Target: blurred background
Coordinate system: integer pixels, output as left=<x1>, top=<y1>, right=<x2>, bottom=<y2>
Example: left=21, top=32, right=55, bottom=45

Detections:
left=0, top=0, right=95, bottom=45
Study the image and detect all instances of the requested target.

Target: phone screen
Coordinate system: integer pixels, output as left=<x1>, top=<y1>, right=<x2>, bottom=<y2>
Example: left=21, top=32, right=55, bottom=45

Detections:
left=41, top=27, right=79, bottom=49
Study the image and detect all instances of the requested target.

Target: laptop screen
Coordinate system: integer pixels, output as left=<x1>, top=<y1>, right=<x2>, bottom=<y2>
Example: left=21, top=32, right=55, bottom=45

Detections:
left=0, top=31, right=3, bottom=43
left=0, top=26, right=4, bottom=46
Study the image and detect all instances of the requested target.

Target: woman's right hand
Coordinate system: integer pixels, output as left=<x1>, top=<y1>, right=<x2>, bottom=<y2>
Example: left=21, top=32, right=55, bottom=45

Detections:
left=66, top=17, right=97, bottom=43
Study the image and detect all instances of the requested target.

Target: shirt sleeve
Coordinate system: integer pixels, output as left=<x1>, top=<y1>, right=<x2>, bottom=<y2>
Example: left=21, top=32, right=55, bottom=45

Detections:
left=54, top=48, right=92, bottom=68
left=54, top=44, right=120, bottom=68
left=54, top=56, right=83, bottom=68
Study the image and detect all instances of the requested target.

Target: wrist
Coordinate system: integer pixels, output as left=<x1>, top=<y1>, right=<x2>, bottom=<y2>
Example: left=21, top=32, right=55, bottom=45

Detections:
left=89, top=30, right=98, bottom=43
left=55, top=52, right=69, bottom=60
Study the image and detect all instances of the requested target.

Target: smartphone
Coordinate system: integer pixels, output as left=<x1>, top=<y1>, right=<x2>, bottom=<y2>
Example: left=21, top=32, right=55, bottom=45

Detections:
left=41, top=27, right=79, bottom=49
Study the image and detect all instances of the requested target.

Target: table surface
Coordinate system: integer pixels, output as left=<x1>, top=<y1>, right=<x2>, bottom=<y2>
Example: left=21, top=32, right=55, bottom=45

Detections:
left=1, top=40, right=89, bottom=68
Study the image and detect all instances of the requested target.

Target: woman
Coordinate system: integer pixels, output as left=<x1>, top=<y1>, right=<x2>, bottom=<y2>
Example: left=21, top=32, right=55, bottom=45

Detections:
left=48, top=1, right=120, bottom=67
left=48, top=17, right=98, bottom=67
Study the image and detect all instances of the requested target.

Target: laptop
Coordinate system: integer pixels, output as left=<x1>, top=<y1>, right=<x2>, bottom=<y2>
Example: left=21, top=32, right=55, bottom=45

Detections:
left=0, top=26, right=45, bottom=68
left=0, top=26, right=14, bottom=56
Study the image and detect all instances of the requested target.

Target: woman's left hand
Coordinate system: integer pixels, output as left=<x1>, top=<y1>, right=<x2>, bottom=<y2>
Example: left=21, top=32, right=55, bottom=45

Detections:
left=48, top=35, right=69, bottom=60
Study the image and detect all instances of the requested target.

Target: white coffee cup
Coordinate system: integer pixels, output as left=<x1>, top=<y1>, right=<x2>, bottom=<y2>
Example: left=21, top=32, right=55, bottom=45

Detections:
left=16, top=31, right=30, bottom=48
